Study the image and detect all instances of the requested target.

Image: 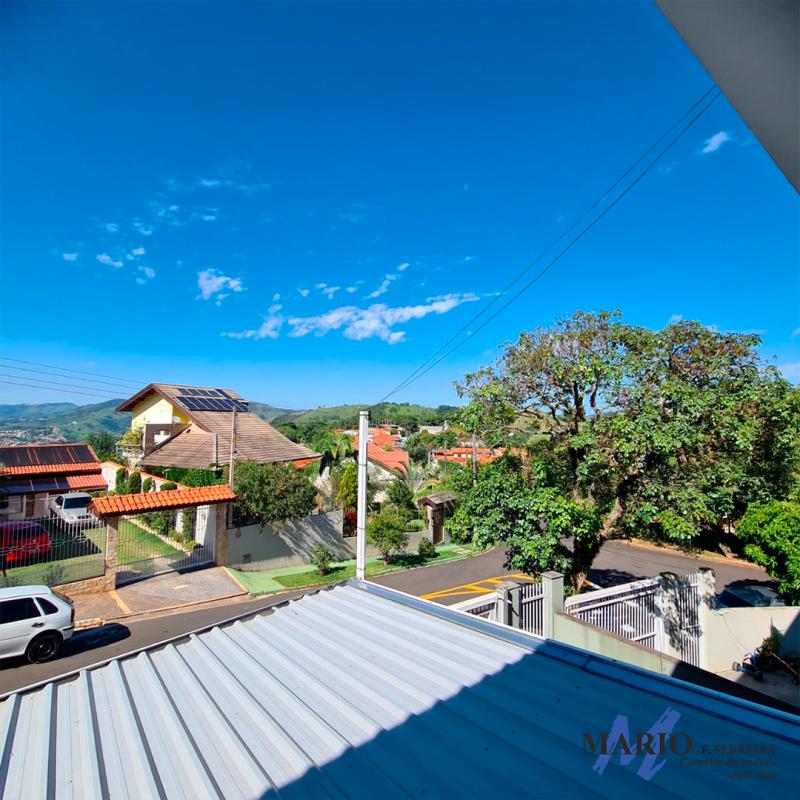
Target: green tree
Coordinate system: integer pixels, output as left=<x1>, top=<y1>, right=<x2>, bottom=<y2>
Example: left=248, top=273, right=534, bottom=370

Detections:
left=307, top=429, right=354, bottom=477
left=387, top=478, right=417, bottom=520
left=406, top=432, right=434, bottom=464
left=336, top=461, right=358, bottom=513
left=368, top=507, right=409, bottom=563
left=115, top=467, right=129, bottom=494
left=233, top=461, right=316, bottom=526
left=457, top=311, right=800, bottom=590
left=127, top=471, right=142, bottom=493
left=86, top=431, right=117, bottom=461
left=736, top=501, right=800, bottom=603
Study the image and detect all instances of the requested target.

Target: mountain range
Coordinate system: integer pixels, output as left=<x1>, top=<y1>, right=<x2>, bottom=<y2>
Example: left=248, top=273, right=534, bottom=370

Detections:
left=0, top=399, right=458, bottom=442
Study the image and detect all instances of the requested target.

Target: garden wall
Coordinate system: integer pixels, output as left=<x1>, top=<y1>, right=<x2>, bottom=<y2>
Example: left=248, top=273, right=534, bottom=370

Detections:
left=225, top=511, right=348, bottom=570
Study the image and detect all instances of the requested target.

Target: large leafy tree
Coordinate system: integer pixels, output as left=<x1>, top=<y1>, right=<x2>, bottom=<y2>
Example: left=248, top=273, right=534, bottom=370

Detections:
left=456, top=311, right=800, bottom=590
left=233, top=461, right=316, bottom=526
left=736, top=501, right=800, bottom=603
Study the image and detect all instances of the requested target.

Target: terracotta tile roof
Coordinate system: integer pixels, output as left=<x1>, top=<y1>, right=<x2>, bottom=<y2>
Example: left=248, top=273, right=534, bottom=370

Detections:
left=0, top=443, right=100, bottom=476
left=0, top=462, right=102, bottom=476
left=366, top=443, right=409, bottom=475
left=66, top=473, right=108, bottom=491
left=89, top=484, right=235, bottom=517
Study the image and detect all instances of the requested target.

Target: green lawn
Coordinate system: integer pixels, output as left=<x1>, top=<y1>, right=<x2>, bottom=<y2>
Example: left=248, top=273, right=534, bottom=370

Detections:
left=229, top=543, right=478, bottom=596
left=116, top=519, right=184, bottom=564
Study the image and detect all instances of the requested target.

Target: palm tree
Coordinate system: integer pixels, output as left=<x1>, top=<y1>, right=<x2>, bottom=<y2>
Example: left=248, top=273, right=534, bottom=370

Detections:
left=401, top=460, right=434, bottom=496
left=305, top=430, right=355, bottom=478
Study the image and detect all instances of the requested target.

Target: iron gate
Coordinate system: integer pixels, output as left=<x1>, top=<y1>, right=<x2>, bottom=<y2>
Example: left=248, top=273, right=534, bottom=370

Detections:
left=115, top=507, right=214, bottom=586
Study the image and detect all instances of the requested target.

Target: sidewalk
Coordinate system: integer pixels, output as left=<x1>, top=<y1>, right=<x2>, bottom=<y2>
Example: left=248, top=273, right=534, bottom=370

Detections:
left=227, top=543, right=477, bottom=596
left=72, top=567, right=247, bottom=625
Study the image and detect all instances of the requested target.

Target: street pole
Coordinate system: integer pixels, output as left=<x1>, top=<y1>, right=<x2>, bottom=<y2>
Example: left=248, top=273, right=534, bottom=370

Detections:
left=356, top=409, right=369, bottom=580
left=471, top=430, right=478, bottom=487
left=228, top=408, right=238, bottom=489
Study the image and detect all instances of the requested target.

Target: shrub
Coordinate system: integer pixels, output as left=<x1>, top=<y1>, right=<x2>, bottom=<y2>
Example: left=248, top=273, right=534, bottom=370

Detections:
left=161, top=482, right=178, bottom=491
left=336, top=461, right=358, bottom=512
left=115, top=468, right=129, bottom=494
left=233, top=461, right=316, bottom=526
left=368, top=508, right=409, bottom=564
left=418, top=538, right=437, bottom=559
left=406, top=518, right=426, bottom=532
left=127, top=471, right=142, bottom=494
left=310, top=545, right=334, bottom=575
left=141, top=477, right=154, bottom=493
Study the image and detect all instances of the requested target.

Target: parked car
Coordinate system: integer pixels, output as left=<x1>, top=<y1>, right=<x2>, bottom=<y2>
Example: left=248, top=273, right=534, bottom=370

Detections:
left=717, top=584, right=786, bottom=608
left=0, top=520, right=51, bottom=566
left=49, top=492, right=99, bottom=526
left=0, top=585, right=75, bottom=663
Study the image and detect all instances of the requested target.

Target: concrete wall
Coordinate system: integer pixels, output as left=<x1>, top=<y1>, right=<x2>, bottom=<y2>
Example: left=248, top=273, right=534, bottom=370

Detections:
left=225, top=511, right=431, bottom=570
left=704, top=606, right=800, bottom=673
left=225, top=511, right=349, bottom=570
left=553, top=612, right=683, bottom=677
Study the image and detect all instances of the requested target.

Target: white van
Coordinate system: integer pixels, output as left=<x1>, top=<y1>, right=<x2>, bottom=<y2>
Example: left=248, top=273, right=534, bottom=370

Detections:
left=0, top=585, right=75, bottom=662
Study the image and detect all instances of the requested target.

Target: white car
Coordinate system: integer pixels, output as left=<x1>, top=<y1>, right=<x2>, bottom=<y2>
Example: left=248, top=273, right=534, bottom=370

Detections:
left=49, top=492, right=98, bottom=526
left=0, top=585, right=75, bottom=663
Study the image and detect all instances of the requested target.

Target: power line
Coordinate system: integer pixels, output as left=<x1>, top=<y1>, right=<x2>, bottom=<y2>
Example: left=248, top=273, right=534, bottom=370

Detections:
left=0, top=371, right=121, bottom=398
left=0, top=378, right=116, bottom=400
left=378, top=88, right=722, bottom=402
left=378, top=86, right=719, bottom=401
left=0, top=356, right=143, bottom=386
left=0, top=363, right=143, bottom=392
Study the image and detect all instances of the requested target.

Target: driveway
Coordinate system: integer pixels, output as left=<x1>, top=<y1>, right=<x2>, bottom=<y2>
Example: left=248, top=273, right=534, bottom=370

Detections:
left=371, top=540, right=772, bottom=605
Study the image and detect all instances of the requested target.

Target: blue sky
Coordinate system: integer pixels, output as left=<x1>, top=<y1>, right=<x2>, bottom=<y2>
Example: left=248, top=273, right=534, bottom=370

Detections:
left=1, top=1, right=797, bottom=410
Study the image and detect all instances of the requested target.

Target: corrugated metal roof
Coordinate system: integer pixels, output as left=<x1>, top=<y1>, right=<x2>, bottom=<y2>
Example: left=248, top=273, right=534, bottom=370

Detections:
left=1, top=582, right=798, bottom=799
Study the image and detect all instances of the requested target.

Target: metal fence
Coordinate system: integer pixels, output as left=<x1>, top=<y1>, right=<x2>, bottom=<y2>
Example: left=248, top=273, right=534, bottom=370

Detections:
left=671, top=573, right=702, bottom=667
left=565, top=577, right=662, bottom=649
left=454, top=580, right=545, bottom=635
left=0, top=512, right=107, bottom=589
left=115, top=508, right=214, bottom=585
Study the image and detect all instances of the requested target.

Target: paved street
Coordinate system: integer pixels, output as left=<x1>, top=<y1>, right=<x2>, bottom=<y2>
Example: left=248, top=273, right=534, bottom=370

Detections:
left=0, top=590, right=304, bottom=696
left=372, top=539, right=772, bottom=605
left=1, top=538, right=773, bottom=695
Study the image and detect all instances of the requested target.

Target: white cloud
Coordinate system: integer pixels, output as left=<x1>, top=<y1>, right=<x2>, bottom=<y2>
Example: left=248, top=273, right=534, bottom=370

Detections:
left=131, top=247, right=146, bottom=256
left=702, top=131, right=731, bottom=154
left=397, top=262, right=410, bottom=272
left=197, top=268, right=244, bottom=305
left=61, top=252, right=78, bottom=261
left=133, top=220, right=155, bottom=236
left=668, top=313, right=683, bottom=324
left=298, top=288, right=310, bottom=298
left=223, top=312, right=284, bottom=340
left=287, top=293, right=479, bottom=344
left=104, top=223, right=119, bottom=233
left=316, top=283, right=341, bottom=299
left=792, top=327, right=800, bottom=337
left=272, top=293, right=281, bottom=302
left=135, top=266, right=156, bottom=285
left=345, top=286, right=358, bottom=293
left=96, top=253, right=124, bottom=268
left=367, top=273, right=397, bottom=299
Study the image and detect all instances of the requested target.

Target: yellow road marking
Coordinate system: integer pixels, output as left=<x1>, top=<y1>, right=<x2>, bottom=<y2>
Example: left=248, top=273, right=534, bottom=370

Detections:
left=108, top=590, right=132, bottom=615
left=420, top=573, right=536, bottom=601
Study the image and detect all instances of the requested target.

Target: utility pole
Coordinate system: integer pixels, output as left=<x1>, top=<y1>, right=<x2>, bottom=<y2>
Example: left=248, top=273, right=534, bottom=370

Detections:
left=471, top=430, right=478, bottom=487
left=228, top=408, right=238, bottom=489
left=356, top=409, right=369, bottom=580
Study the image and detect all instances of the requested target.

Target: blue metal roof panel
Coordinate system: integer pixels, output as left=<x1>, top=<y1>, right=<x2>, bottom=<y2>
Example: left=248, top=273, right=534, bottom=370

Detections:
left=1, top=582, right=798, bottom=799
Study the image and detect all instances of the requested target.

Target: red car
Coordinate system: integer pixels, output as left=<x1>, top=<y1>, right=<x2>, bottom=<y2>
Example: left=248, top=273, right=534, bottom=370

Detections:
left=0, top=521, right=51, bottom=567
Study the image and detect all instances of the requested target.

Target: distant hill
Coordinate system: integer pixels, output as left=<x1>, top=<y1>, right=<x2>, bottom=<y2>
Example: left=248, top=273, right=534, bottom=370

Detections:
left=0, top=400, right=131, bottom=441
left=0, top=399, right=458, bottom=443
left=273, top=402, right=461, bottom=428
left=247, top=401, right=297, bottom=423
left=0, top=402, right=78, bottom=422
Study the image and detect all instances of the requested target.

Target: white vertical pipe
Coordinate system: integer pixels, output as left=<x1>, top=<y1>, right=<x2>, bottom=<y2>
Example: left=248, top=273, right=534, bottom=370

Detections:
left=356, top=409, right=369, bottom=580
